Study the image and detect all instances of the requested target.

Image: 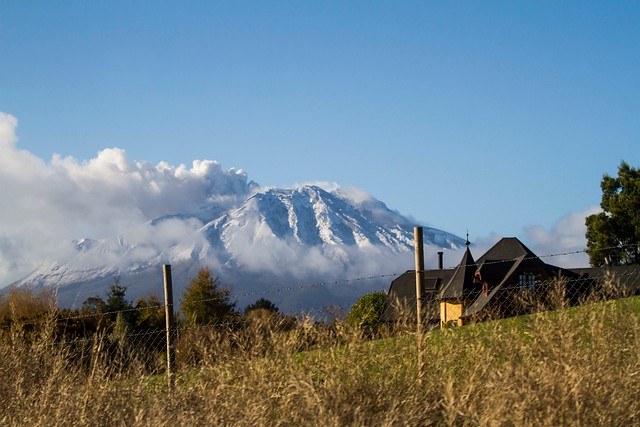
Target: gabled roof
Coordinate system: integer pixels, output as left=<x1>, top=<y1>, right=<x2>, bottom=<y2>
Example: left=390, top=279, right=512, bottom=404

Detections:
left=463, top=237, right=579, bottom=317
left=475, top=237, right=545, bottom=268
left=464, top=257, right=521, bottom=317
left=439, top=238, right=542, bottom=304
left=439, top=247, right=476, bottom=300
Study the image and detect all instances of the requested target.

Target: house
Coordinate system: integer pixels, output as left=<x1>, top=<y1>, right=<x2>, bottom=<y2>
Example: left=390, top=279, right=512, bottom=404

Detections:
left=386, top=237, right=587, bottom=327
left=381, top=257, right=454, bottom=327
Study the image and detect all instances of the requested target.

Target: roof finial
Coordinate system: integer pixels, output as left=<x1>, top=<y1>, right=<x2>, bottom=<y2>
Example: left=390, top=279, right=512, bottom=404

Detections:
left=466, top=230, right=470, bottom=247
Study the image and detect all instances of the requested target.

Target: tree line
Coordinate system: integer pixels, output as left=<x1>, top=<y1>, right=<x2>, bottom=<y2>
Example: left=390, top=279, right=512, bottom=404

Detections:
left=0, top=267, right=283, bottom=341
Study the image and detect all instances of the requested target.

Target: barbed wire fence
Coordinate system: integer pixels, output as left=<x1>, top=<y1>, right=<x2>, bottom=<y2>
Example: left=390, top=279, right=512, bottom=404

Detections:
left=1, top=236, right=639, bottom=386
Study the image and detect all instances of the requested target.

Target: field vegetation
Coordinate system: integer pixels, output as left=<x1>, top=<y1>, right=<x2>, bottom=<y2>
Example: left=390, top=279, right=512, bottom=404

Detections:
left=1, top=282, right=639, bottom=426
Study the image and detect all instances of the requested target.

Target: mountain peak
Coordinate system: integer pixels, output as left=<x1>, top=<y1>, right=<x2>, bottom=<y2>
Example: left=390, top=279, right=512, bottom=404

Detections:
left=208, top=185, right=464, bottom=251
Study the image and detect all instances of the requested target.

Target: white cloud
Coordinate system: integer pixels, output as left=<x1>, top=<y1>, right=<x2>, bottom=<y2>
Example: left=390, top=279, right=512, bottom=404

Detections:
left=0, top=112, right=251, bottom=286
left=0, top=112, right=18, bottom=148
left=0, top=113, right=416, bottom=294
left=520, top=206, right=601, bottom=268
left=293, top=181, right=341, bottom=193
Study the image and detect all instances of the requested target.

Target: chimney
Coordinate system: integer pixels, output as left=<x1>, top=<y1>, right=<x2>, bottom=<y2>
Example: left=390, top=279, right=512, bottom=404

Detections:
left=437, top=251, right=443, bottom=270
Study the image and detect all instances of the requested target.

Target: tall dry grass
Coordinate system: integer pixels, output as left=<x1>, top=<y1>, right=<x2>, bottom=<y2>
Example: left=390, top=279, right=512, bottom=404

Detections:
left=1, top=293, right=639, bottom=425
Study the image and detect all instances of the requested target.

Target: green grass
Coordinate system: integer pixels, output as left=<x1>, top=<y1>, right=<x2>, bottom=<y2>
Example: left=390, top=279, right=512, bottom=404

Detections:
left=298, top=295, right=640, bottom=369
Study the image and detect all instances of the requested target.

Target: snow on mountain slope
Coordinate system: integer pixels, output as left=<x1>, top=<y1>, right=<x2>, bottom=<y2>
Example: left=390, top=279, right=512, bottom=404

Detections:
left=13, top=184, right=465, bottom=312
left=207, top=185, right=462, bottom=254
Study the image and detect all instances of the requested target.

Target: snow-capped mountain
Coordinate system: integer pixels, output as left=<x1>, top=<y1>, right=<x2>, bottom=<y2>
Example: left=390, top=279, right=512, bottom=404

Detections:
left=204, top=185, right=461, bottom=254
left=13, top=185, right=465, bottom=312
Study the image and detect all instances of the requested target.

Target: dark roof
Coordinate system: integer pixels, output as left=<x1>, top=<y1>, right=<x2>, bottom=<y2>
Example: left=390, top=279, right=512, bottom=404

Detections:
left=569, top=265, right=640, bottom=294
left=387, top=268, right=454, bottom=301
left=569, top=265, right=640, bottom=277
left=439, top=247, right=476, bottom=300
left=464, top=258, right=519, bottom=317
left=476, top=237, right=545, bottom=268
left=384, top=268, right=454, bottom=322
left=463, top=238, right=580, bottom=317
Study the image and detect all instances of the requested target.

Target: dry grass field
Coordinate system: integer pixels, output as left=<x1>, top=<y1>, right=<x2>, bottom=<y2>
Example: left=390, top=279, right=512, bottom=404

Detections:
left=1, top=295, right=639, bottom=426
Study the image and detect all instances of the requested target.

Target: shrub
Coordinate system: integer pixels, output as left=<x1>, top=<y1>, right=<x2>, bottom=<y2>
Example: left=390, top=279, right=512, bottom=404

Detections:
left=244, top=298, right=279, bottom=315
left=347, top=291, right=387, bottom=336
left=0, top=286, right=56, bottom=324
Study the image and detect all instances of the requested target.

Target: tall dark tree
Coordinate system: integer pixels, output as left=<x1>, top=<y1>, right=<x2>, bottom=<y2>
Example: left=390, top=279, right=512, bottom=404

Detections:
left=181, top=267, right=236, bottom=325
left=586, top=161, right=640, bottom=266
left=105, top=277, right=130, bottom=311
left=105, top=276, right=134, bottom=322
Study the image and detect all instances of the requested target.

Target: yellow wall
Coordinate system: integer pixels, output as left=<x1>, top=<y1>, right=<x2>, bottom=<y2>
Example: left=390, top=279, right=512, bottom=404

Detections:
left=440, top=301, right=463, bottom=327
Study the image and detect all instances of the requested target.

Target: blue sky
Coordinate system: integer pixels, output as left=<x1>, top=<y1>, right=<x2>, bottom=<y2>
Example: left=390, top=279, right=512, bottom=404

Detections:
left=1, top=1, right=638, bottom=241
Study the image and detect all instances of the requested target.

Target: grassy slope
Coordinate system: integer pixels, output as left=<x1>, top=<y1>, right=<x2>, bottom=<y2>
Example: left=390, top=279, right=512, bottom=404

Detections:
left=289, top=296, right=640, bottom=425
left=302, top=295, right=640, bottom=367
left=1, top=296, right=639, bottom=426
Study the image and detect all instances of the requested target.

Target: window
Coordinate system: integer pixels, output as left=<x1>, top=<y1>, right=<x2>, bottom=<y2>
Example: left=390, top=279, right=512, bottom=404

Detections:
left=518, top=273, right=536, bottom=291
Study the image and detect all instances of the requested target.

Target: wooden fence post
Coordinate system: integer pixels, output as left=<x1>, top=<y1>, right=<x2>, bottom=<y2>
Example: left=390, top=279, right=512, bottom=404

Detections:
left=163, top=264, right=176, bottom=390
left=414, top=226, right=425, bottom=380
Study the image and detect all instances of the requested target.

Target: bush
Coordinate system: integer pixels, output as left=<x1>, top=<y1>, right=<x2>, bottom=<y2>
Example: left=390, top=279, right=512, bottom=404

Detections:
left=347, top=291, right=387, bottom=336
left=0, top=286, right=56, bottom=324
left=244, top=298, right=279, bottom=315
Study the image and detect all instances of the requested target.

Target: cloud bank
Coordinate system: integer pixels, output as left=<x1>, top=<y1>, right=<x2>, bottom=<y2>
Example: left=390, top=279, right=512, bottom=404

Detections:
left=522, top=206, right=600, bottom=268
left=0, top=112, right=251, bottom=285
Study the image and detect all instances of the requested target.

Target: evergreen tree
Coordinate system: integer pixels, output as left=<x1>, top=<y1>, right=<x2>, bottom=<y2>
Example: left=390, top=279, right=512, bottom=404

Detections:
left=586, top=161, right=640, bottom=266
left=104, top=276, right=134, bottom=322
left=105, top=277, right=131, bottom=311
left=181, top=267, right=236, bottom=325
